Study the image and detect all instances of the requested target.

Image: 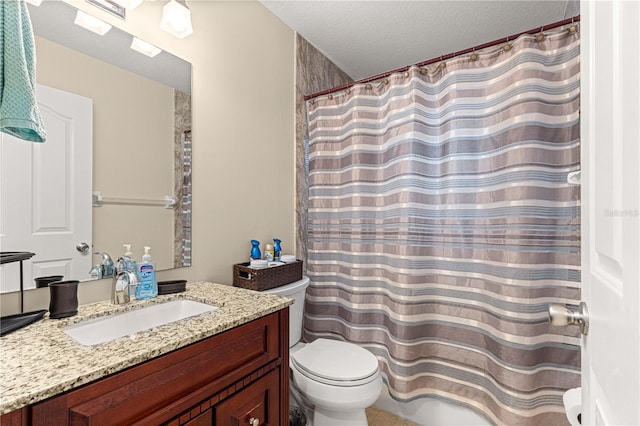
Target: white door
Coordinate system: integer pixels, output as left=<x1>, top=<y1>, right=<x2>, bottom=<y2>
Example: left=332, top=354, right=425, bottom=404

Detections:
left=581, top=1, right=640, bottom=424
left=0, top=84, right=93, bottom=292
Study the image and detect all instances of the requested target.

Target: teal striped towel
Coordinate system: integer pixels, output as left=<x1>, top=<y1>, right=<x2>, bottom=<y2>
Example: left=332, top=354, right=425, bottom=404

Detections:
left=0, top=0, right=46, bottom=142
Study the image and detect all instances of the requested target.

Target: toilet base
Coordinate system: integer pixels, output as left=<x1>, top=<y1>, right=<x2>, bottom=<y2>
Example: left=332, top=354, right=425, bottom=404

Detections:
left=290, top=374, right=372, bottom=426
left=313, top=407, right=368, bottom=426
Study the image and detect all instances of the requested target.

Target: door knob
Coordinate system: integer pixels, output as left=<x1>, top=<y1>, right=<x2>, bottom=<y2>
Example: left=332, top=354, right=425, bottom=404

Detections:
left=248, top=418, right=259, bottom=426
left=548, top=302, right=589, bottom=335
left=76, top=242, right=90, bottom=253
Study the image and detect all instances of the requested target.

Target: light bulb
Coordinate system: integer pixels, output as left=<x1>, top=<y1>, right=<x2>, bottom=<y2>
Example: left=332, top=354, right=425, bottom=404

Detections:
left=160, top=0, right=193, bottom=39
left=130, top=37, right=162, bottom=58
left=170, top=19, right=187, bottom=33
left=74, top=10, right=112, bottom=36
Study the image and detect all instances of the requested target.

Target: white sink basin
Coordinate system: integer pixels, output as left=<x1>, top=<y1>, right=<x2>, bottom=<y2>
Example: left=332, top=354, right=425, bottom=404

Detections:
left=64, top=300, right=217, bottom=346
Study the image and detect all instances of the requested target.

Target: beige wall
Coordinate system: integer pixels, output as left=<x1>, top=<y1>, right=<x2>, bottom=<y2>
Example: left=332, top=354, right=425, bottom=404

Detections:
left=176, top=1, right=296, bottom=284
left=35, top=36, right=175, bottom=270
left=1, top=0, right=295, bottom=315
left=63, top=0, right=296, bottom=285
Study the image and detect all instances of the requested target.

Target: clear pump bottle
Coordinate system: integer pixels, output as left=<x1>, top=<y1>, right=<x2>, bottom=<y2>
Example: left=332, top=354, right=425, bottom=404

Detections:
left=122, top=244, right=137, bottom=272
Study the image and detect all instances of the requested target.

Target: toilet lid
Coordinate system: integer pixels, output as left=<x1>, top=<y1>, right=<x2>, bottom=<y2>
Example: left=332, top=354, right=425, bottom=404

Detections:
left=291, top=338, right=379, bottom=385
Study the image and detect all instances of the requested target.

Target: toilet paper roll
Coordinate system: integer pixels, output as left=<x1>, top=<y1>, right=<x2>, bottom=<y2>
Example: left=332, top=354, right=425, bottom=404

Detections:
left=563, top=387, right=582, bottom=426
left=281, top=255, right=297, bottom=263
left=249, top=259, right=268, bottom=269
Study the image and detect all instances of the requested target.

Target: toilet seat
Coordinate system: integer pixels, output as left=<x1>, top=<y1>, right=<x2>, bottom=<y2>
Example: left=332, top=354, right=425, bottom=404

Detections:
left=291, top=338, right=380, bottom=387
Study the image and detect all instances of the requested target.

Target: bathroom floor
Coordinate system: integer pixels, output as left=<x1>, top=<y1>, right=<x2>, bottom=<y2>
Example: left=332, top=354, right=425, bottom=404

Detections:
left=366, top=406, right=418, bottom=426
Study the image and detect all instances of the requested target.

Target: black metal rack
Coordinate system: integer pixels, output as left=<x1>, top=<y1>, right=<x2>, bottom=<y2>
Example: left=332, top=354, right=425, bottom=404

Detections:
left=1, top=252, right=36, bottom=313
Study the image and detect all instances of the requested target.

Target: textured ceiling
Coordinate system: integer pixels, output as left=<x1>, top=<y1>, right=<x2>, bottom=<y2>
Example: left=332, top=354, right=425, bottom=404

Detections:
left=261, top=1, right=576, bottom=81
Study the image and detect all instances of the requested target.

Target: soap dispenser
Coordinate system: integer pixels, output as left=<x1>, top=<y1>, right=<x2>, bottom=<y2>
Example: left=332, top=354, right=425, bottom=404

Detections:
left=122, top=244, right=137, bottom=272
left=135, top=246, right=157, bottom=300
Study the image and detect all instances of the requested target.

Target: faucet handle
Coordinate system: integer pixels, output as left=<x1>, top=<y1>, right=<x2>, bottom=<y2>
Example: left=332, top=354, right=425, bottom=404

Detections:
left=112, top=271, right=140, bottom=304
left=88, top=264, right=102, bottom=279
left=94, top=252, right=115, bottom=277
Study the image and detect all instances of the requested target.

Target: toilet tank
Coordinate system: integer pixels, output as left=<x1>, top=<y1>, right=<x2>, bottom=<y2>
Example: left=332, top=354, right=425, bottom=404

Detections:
left=263, top=276, right=310, bottom=347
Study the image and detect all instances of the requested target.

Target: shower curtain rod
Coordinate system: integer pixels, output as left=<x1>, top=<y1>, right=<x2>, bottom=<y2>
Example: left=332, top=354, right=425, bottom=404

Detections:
left=304, top=15, right=580, bottom=101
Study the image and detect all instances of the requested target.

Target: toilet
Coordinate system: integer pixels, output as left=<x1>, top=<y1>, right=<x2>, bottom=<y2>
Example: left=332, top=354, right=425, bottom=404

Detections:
left=264, top=276, right=383, bottom=426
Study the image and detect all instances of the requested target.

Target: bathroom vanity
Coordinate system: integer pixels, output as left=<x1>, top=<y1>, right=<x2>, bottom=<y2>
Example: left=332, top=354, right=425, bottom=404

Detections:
left=0, top=283, right=292, bottom=425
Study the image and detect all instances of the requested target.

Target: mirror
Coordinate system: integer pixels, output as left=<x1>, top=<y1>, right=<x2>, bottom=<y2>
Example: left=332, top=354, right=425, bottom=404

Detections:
left=0, top=1, right=192, bottom=293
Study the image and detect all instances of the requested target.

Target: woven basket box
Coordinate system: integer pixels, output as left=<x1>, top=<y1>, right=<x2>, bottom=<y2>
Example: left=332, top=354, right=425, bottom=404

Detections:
left=233, top=260, right=303, bottom=291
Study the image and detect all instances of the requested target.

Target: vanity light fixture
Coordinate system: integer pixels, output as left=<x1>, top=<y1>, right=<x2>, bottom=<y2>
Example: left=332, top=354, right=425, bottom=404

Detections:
left=160, top=0, right=193, bottom=39
left=74, top=10, right=112, bottom=36
left=25, top=0, right=43, bottom=6
left=130, top=37, right=162, bottom=58
left=112, top=0, right=143, bottom=11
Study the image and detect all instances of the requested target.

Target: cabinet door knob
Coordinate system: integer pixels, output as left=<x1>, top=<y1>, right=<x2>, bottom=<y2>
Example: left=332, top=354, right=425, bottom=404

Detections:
left=248, top=418, right=259, bottom=426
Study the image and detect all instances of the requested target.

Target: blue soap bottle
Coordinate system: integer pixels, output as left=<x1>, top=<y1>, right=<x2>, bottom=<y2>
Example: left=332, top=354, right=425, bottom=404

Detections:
left=273, top=238, right=282, bottom=262
left=250, top=240, right=261, bottom=260
left=135, top=246, right=157, bottom=300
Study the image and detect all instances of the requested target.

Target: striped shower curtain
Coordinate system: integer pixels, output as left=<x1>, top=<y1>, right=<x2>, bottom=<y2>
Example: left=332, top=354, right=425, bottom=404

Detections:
left=304, top=25, right=580, bottom=425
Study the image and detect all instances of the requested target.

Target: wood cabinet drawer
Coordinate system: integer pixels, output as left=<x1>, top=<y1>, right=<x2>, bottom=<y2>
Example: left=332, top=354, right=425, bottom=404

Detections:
left=215, top=369, right=280, bottom=426
left=31, top=313, right=280, bottom=425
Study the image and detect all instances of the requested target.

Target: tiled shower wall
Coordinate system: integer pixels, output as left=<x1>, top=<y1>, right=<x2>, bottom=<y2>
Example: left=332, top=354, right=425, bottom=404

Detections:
left=295, top=34, right=352, bottom=268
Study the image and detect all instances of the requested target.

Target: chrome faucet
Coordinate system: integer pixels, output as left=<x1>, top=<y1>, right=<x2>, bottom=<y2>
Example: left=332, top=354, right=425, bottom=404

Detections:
left=112, top=270, right=140, bottom=304
left=88, top=264, right=102, bottom=279
left=90, top=252, right=115, bottom=279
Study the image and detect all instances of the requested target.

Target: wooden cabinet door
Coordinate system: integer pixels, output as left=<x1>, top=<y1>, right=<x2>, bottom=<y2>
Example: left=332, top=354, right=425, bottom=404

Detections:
left=215, top=369, right=279, bottom=426
left=0, top=407, right=27, bottom=426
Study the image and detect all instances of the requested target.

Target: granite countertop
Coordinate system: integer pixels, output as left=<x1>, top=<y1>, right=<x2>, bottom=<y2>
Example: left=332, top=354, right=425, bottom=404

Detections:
left=0, top=282, right=292, bottom=415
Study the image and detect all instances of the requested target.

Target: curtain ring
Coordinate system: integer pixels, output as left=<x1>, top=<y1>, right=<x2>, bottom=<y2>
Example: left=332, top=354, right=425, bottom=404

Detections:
left=365, top=83, right=373, bottom=90
left=419, top=68, right=427, bottom=75
left=503, top=37, right=512, bottom=52
left=568, top=17, right=577, bottom=34
left=403, top=71, right=409, bottom=78
left=328, top=94, right=333, bottom=100
left=535, top=27, right=545, bottom=43
left=345, top=88, right=351, bottom=95
left=470, top=49, right=479, bottom=61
